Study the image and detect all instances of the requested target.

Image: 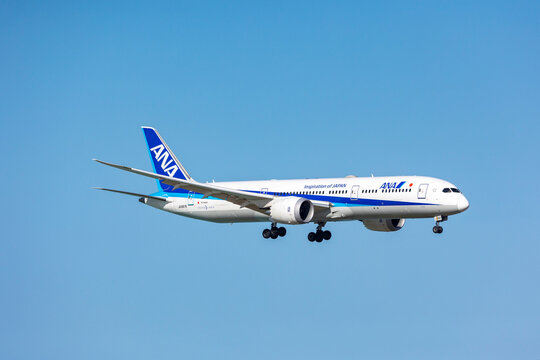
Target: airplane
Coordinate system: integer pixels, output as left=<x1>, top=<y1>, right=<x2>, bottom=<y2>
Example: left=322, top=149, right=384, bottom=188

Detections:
left=94, top=126, right=470, bottom=242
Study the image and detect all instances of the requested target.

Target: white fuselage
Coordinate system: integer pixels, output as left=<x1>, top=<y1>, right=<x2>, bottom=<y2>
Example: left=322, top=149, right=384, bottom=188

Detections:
left=144, top=175, right=469, bottom=224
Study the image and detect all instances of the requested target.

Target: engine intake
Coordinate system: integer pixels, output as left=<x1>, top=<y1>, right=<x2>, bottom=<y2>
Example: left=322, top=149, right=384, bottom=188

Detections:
left=269, top=197, right=314, bottom=224
left=362, top=218, right=405, bottom=232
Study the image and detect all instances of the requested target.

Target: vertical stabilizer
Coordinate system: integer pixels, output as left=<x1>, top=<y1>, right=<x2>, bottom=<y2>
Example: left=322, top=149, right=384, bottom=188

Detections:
left=141, top=126, right=192, bottom=192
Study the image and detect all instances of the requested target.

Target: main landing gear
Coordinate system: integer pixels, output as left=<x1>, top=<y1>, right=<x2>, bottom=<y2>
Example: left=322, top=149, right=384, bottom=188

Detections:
left=308, top=223, right=331, bottom=243
left=262, top=223, right=287, bottom=239
left=433, top=215, right=448, bottom=234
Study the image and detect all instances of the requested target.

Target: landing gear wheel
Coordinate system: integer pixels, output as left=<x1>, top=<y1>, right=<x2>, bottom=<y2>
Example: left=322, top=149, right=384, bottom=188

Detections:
left=270, top=227, right=279, bottom=238
left=278, top=227, right=286, bottom=237
left=323, top=230, right=332, bottom=240
left=433, top=226, right=443, bottom=234
left=308, top=232, right=316, bottom=242
left=271, top=233, right=279, bottom=239
left=262, top=229, right=271, bottom=239
left=315, top=230, right=324, bottom=242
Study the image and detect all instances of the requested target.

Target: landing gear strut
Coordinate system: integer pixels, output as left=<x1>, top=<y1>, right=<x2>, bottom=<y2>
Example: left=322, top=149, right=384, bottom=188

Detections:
left=308, top=223, right=331, bottom=243
left=432, top=215, right=447, bottom=234
left=262, top=223, right=286, bottom=239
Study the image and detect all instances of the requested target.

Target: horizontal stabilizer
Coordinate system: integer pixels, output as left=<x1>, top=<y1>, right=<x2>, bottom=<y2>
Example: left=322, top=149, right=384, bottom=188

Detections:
left=92, top=187, right=167, bottom=202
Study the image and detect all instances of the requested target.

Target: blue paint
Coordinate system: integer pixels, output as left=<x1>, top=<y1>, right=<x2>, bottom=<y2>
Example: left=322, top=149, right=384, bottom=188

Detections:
left=151, top=189, right=437, bottom=207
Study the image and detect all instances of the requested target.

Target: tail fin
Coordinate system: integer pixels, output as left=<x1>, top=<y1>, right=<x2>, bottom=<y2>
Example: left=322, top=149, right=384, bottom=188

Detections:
left=142, top=126, right=192, bottom=191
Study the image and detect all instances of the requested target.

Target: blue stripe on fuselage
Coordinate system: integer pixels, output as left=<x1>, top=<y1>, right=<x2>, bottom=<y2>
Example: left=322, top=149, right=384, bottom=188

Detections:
left=150, top=190, right=437, bottom=207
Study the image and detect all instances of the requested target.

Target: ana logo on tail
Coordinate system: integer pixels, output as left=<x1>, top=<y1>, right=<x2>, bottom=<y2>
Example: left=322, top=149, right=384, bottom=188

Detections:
left=150, top=144, right=179, bottom=177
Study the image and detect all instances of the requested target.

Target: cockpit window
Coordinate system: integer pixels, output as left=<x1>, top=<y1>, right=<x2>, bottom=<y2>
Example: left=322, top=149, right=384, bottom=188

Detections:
left=451, top=188, right=461, bottom=193
left=442, top=188, right=451, bottom=193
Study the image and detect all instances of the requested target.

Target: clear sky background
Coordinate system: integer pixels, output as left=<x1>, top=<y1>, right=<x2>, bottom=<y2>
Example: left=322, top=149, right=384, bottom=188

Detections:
left=1, top=1, right=539, bottom=359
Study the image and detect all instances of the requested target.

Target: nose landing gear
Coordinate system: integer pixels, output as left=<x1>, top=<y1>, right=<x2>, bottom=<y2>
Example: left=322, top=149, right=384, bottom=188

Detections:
left=308, top=223, right=331, bottom=243
left=262, top=223, right=286, bottom=239
left=433, top=215, right=448, bottom=234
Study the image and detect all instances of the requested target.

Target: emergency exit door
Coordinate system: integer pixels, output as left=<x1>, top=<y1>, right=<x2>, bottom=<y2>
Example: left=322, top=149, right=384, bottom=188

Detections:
left=351, top=185, right=359, bottom=200
left=187, top=191, right=195, bottom=205
left=417, top=184, right=428, bottom=199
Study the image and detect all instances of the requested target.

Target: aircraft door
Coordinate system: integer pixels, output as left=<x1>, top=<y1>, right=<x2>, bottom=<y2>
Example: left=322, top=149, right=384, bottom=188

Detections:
left=351, top=185, right=359, bottom=200
left=417, top=184, right=428, bottom=199
left=187, top=191, right=195, bottom=206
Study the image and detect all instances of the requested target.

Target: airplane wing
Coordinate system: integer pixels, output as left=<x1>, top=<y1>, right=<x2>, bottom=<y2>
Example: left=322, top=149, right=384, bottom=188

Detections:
left=93, top=159, right=332, bottom=213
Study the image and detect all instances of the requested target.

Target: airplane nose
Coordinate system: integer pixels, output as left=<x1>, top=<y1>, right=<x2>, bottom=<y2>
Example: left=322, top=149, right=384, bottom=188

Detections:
left=457, top=195, right=469, bottom=212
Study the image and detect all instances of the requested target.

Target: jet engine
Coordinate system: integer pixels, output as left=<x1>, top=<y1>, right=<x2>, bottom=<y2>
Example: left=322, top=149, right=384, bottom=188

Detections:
left=362, top=218, right=405, bottom=232
left=269, top=197, right=314, bottom=224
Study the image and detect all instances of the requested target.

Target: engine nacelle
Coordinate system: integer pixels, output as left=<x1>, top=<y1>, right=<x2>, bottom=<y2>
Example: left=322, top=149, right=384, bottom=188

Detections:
left=362, top=218, right=405, bottom=232
left=269, top=197, right=314, bottom=224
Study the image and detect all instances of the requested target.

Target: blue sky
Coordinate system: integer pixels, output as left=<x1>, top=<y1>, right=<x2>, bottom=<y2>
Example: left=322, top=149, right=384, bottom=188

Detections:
left=1, top=1, right=539, bottom=359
